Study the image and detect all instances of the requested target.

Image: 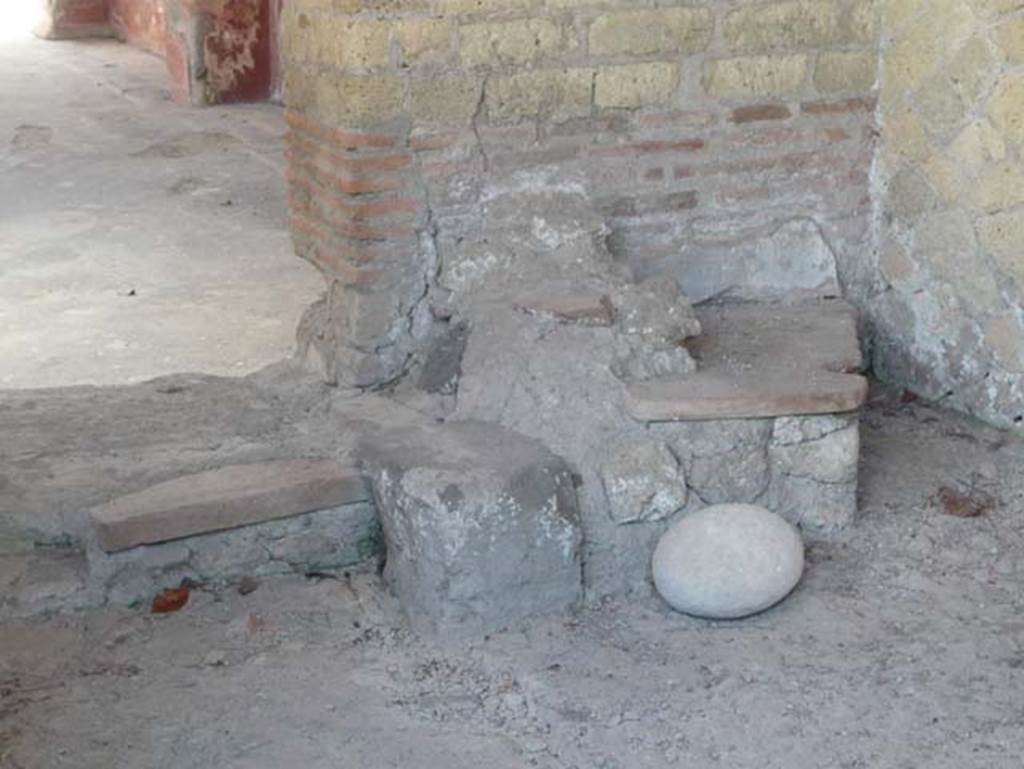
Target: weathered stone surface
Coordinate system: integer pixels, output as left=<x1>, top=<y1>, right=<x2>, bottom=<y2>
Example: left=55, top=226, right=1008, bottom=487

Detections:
left=444, top=177, right=696, bottom=597
left=360, top=420, right=582, bottom=640
left=650, top=414, right=860, bottom=534
left=614, top=275, right=702, bottom=343
left=652, top=504, right=805, bottom=619
left=90, top=460, right=371, bottom=552
left=417, top=321, right=470, bottom=395
left=594, top=62, right=680, bottom=109
left=688, top=447, right=771, bottom=504
left=600, top=442, right=687, bottom=524
left=589, top=8, right=713, bottom=57
left=704, top=55, right=809, bottom=100
left=611, top=276, right=702, bottom=381
left=672, top=219, right=842, bottom=305
left=770, top=421, right=860, bottom=484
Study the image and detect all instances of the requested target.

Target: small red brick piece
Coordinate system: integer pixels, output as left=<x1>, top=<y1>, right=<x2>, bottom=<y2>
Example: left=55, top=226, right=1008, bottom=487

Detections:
left=151, top=586, right=190, bottom=614
left=731, top=104, right=792, bottom=123
left=800, top=97, right=876, bottom=115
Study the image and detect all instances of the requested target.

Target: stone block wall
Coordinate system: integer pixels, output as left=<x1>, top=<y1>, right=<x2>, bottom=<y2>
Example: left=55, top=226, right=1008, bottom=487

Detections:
left=871, top=0, right=1024, bottom=428
left=280, top=0, right=881, bottom=386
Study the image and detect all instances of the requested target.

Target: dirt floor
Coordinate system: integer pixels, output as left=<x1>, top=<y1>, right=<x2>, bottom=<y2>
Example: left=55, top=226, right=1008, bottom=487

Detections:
left=0, top=32, right=322, bottom=388
left=1, top=384, right=1022, bottom=768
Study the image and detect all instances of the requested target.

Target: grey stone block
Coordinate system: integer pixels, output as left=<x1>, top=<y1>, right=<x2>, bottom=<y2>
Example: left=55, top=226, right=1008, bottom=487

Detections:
left=600, top=441, right=687, bottom=524
left=360, top=420, right=583, bottom=641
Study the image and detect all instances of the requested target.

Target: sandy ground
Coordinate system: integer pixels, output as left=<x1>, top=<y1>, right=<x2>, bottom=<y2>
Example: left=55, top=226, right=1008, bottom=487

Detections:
left=1, top=384, right=1022, bottom=768
left=0, top=32, right=322, bottom=388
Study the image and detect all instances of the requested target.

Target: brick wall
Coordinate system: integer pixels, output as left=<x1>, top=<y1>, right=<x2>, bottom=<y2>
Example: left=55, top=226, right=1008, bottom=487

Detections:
left=281, top=0, right=880, bottom=387
left=871, top=0, right=1024, bottom=429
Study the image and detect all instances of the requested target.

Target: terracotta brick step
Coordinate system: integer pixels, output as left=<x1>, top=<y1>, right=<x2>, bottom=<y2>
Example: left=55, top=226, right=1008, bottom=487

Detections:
left=628, top=369, right=868, bottom=421
left=627, top=299, right=869, bottom=421
left=90, top=460, right=371, bottom=553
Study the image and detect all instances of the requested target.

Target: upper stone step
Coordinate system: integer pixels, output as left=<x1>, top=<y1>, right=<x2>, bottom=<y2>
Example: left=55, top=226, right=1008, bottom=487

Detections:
left=90, top=460, right=370, bottom=552
left=627, top=299, right=869, bottom=421
left=629, top=369, right=868, bottom=421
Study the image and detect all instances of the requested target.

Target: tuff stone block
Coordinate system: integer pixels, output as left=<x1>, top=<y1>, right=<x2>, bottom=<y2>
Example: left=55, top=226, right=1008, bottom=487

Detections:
left=588, top=8, right=713, bottom=57
left=723, top=1, right=838, bottom=53
left=360, top=421, right=583, bottom=640
left=595, top=63, right=679, bottom=109
left=705, top=55, right=808, bottom=99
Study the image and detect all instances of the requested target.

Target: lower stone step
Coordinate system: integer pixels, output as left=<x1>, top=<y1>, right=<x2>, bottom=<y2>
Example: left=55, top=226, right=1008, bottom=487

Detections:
left=86, top=500, right=380, bottom=608
left=89, top=460, right=371, bottom=552
left=626, top=299, right=869, bottom=422
left=84, top=459, right=380, bottom=607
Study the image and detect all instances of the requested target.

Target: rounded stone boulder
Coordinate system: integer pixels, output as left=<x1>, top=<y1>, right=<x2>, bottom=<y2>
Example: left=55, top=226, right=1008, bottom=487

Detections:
left=652, top=504, right=804, bottom=619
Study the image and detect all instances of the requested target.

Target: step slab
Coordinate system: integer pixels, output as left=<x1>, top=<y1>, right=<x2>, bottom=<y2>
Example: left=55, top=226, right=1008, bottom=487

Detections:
left=628, top=299, right=869, bottom=421
left=90, top=460, right=370, bottom=552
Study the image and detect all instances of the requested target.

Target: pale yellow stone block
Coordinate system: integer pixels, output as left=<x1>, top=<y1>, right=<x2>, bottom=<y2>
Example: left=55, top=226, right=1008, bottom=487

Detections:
left=459, top=18, right=561, bottom=66
left=594, top=62, right=680, bottom=108
left=990, top=72, right=1024, bottom=146
left=814, top=50, right=877, bottom=93
left=487, top=68, right=593, bottom=120
left=724, top=1, right=838, bottom=53
left=704, top=55, right=808, bottom=99
left=588, top=8, right=713, bottom=57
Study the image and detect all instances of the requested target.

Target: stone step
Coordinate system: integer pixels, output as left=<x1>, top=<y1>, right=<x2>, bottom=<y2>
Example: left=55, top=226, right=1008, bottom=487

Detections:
left=627, top=299, right=869, bottom=422
left=628, top=370, right=869, bottom=421
left=90, top=460, right=371, bottom=553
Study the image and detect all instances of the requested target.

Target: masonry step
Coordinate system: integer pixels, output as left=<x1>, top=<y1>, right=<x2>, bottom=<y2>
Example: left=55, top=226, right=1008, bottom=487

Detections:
left=89, top=459, right=371, bottom=552
left=627, top=299, right=869, bottom=421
